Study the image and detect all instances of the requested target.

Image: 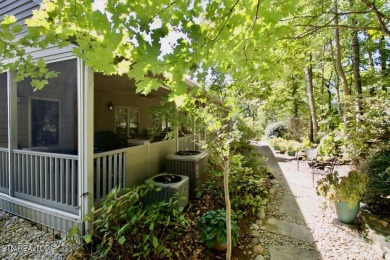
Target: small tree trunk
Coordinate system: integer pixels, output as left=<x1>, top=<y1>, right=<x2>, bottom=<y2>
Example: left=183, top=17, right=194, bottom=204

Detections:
left=224, top=147, right=232, bottom=260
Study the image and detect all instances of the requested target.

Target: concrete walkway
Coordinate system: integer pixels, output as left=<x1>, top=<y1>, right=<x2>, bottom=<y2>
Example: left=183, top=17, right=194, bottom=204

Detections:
left=252, top=141, right=383, bottom=260
left=254, top=142, right=320, bottom=259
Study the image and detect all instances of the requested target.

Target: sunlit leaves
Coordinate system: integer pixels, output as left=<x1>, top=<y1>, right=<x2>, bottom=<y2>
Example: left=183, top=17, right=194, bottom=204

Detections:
left=1, top=15, right=17, bottom=25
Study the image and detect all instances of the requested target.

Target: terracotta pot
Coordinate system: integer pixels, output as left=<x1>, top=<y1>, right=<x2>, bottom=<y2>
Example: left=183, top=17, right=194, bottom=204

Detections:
left=213, top=241, right=227, bottom=251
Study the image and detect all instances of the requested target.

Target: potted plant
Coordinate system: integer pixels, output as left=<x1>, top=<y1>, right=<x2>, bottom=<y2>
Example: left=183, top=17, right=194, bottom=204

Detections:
left=316, top=171, right=368, bottom=224
left=268, top=138, right=280, bottom=150
left=196, top=209, right=239, bottom=251
left=287, top=140, right=300, bottom=157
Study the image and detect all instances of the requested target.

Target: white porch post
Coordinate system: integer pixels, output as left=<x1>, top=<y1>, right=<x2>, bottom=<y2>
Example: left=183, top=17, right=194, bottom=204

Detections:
left=78, top=59, right=94, bottom=232
left=7, top=71, right=17, bottom=197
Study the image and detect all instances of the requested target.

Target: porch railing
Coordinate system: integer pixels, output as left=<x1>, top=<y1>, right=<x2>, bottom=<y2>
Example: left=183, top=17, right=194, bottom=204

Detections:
left=93, top=149, right=126, bottom=202
left=12, top=150, right=79, bottom=214
left=0, top=148, right=9, bottom=194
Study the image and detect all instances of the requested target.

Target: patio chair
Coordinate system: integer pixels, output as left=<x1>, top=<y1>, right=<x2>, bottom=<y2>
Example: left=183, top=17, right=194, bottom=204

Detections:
left=297, top=148, right=318, bottom=185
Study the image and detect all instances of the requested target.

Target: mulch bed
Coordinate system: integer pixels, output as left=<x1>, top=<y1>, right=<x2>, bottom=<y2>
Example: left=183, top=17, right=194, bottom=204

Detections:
left=166, top=189, right=256, bottom=260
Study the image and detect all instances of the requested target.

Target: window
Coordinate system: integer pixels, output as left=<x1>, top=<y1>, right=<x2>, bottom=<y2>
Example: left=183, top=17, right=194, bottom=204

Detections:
left=115, top=107, right=139, bottom=139
left=31, top=99, right=60, bottom=147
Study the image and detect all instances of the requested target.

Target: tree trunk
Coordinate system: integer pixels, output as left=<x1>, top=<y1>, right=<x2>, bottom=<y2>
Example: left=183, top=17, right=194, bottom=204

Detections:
left=351, top=29, right=363, bottom=124
left=368, top=47, right=376, bottom=96
left=223, top=148, right=232, bottom=260
left=333, top=1, right=350, bottom=96
left=350, top=0, right=363, bottom=126
left=329, top=39, right=342, bottom=116
left=379, top=36, right=388, bottom=92
left=291, top=75, right=299, bottom=118
left=333, top=0, right=350, bottom=124
left=305, top=58, right=319, bottom=141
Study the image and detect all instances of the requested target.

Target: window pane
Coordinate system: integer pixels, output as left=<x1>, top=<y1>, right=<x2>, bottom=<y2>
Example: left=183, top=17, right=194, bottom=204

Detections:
left=115, top=107, right=128, bottom=139
left=129, top=109, right=139, bottom=134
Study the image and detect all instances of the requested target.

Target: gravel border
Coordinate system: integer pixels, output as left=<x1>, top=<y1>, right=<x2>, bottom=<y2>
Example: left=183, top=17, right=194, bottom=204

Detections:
left=0, top=211, right=75, bottom=259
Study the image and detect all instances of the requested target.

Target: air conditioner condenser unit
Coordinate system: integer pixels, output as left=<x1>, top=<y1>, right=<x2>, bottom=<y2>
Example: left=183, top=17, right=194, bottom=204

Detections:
left=144, top=173, right=189, bottom=209
left=166, top=150, right=208, bottom=199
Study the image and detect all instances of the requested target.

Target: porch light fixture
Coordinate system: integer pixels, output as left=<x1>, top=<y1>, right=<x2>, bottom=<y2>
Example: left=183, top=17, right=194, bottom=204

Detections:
left=107, top=102, right=114, bottom=110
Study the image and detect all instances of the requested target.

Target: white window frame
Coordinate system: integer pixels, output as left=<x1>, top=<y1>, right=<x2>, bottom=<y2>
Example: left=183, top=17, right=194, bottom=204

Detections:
left=115, top=106, right=139, bottom=138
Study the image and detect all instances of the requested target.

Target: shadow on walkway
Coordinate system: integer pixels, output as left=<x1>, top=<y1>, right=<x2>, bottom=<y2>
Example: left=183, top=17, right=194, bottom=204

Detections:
left=253, top=142, right=321, bottom=260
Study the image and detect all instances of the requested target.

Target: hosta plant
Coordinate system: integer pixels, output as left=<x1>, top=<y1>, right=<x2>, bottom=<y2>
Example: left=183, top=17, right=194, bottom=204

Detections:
left=197, top=209, right=239, bottom=249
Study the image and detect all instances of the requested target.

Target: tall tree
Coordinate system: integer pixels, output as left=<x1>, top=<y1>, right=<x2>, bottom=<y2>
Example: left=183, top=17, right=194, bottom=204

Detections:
left=333, top=0, right=351, bottom=125
left=305, top=54, right=319, bottom=142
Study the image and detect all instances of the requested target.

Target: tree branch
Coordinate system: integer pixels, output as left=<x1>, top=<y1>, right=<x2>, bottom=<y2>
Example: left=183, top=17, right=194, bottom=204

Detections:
left=359, top=0, right=390, bottom=37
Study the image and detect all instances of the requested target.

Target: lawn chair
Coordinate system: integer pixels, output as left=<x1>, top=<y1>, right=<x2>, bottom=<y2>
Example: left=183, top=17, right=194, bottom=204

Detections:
left=297, top=148, right=318, bottom=185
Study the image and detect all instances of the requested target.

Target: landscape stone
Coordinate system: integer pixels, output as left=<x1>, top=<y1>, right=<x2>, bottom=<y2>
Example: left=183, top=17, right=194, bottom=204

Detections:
left=279, top=195, right=305, bottom=221
left=255, top=219, right=263, bottom=226
left=251, top=230, right=260, bottom=237
left=261, top=218, right=314, bottom=244
left=268, top=245, right=319, bottom=260
left=251, top=223, right=260, bottom=230
left=253, top=244, right=264, bottom=254
left=257, top=211, right=266, bottom=220
left=254, top=255, right=265, bottom=260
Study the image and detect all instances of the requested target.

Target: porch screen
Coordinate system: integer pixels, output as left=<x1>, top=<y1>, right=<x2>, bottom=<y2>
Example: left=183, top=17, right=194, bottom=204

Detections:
left=17, top=59, right=78, bottom=153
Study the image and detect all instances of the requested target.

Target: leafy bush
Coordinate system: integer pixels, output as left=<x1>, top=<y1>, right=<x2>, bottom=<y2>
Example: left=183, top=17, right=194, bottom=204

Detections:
left=264, top=121, right=288, bottom=139
left=196, top=209, right=239, bottom=249
left=268, top=137, right=285, bottom=150
left=317, top=131, right=343, bottom=158
left=362, top=147, right=390, bottom=203
left=83, top=184, right=188, bottom=259
left=342, top=93, right=390, bottom=162
left=316, top=171, right=368, bottom=208
left=206, top=149, right=269, bottom=214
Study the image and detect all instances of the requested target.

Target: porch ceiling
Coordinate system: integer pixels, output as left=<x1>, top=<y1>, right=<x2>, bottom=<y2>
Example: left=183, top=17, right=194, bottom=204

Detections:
left=94, top=73, right=170, bottom=98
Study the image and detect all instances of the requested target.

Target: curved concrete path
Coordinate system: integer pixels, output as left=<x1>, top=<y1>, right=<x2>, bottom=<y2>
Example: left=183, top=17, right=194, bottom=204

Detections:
left=254, top=142, right=321, bottom=260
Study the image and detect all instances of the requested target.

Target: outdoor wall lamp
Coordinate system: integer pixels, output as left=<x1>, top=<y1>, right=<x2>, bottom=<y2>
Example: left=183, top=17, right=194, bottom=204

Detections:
left=107, top=101, right=114, bottom=110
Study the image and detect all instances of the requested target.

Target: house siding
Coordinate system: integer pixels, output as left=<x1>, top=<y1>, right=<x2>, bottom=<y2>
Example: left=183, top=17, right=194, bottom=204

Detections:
left=0, top=0, right=38, bottom=24
left=1, top=0, right=76, bottom=65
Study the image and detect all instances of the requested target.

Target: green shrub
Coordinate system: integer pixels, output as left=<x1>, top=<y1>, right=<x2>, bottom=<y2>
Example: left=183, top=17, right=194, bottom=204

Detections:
left=83, top=184, right=188, bottom=259
left=196, top=209, right=239, bottom=248
left=362, top=147, right=390, bottom=203
left=316, top=171, right=368, bottom=208
left=206, top=150, right=269, bottom=214
left=265, top=121, right=288, bottom=139
left=317, top=131, right=344, bottom=158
